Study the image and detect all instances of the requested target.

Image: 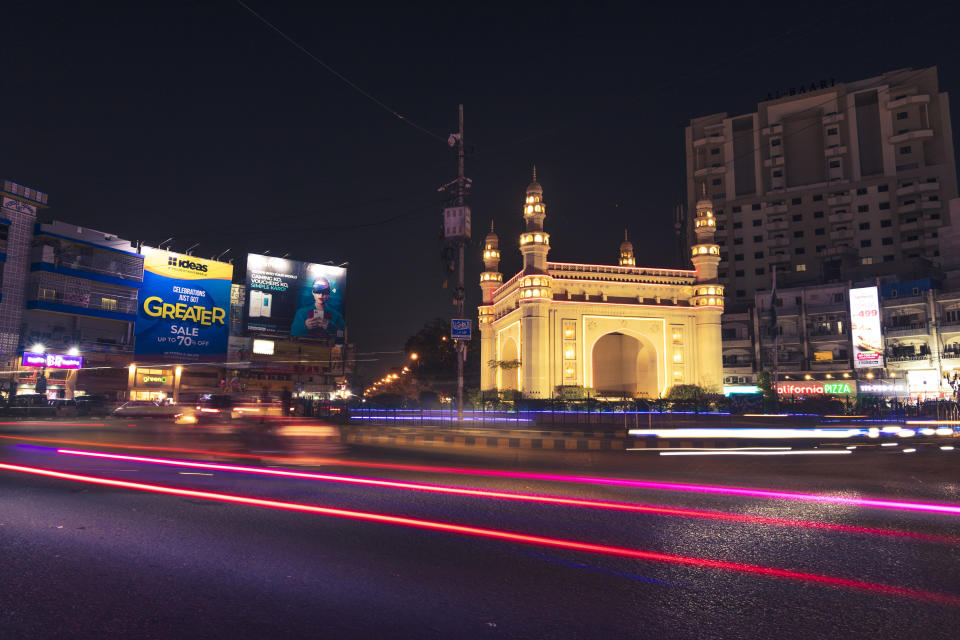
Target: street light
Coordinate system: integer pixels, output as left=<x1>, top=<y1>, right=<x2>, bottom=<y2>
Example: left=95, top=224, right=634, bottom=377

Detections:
left=31, top=343, right=45, bottom=354
left=410, top=353, right=418, bottom=361
left=67, top=346, right=80, bottom=356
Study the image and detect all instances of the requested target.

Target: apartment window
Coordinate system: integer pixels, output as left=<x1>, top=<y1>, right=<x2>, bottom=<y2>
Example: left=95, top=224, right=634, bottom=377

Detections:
left=884, top=255, right=895, bottom=262
left=101, top=298, right=118, bottom=311
left=753, top=235, right=762, bottom=242
left=733, top=222, right=743, bottom=229
left=755, top=268, right=765, bottom=275
left=791, top=197, right=802, bottom=205
left=813, top=194, right=823, bottom=201
left=829, top=160, right=841, bottom=168
left=734, top=253, right=744, bottom=261
left=882, top=237, right=893, bottom=245
left=712, top=178, right=722, bottom=185
left=794, top=247, right=805, bottom=255
left=858, top=205, right=869, bottom=212
left=881, top=220, right=892, bottom=227
left=833, top=293, right=845, bottom=303
left=792, top=214, right=802, bottom=221
left=732, top=205, right=742, bottom=213
left=896, top=111, right=908, bottom=120
left=815, top=228, right=825, bottom=235
left=752, top=219, right=762, bottom=227
left=856, top=188, right=867, bottom=195
left=878, top=184, right=888, bottom=192
left=861, top=257, right=873, bottom=265
left=900, top=146, right=912, bottom=154
left=39, top=287, right=57, bottom=301
left=796, top=264, right=806, bottom=272
left=754, top=251, right=764, bottom=259
left=879, top=202, right=890, bottom=210
left=773, top=170, right=783, bottom=177
left=734, top=238, right=743, bottom=245
left=930, top=195, right=940, bottom=202
left=793, top=230, right=804, bottom=238
left=859, top=222, right=870, bottom=230
left=826, top=127, right=838, bottom=136
left=860, top=239, right=871, bottom=247
left=816, top=245, right=826, bottom=253
left=735, top=270, right=745, bottom=277
left=814, top=211, right=824, bottom=218
left=710, top=148, right=720, bottom=155
left=904, top=199, right=916, bottom=205
left=752, top=203, right=761, bottom=211
left=771, top=139, right=781, bottom=146
left=716, top=225, right=726, bottom=231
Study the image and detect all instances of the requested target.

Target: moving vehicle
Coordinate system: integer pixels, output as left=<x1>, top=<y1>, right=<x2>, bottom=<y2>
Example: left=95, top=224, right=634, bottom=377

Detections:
left=112, top=400, right=181, bottom=419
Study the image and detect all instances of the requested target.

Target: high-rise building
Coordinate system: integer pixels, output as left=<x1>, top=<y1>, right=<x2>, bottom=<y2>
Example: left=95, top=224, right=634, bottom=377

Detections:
left=686, top=67, right=958, bottom=306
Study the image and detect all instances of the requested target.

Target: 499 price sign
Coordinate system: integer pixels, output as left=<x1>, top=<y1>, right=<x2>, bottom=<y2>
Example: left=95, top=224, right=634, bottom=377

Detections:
left=134, top=248, right=233, bottom=361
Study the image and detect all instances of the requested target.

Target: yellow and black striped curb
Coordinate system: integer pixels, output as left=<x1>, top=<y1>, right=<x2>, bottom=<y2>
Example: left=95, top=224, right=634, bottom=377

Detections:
left=340, top=426, right=751, bottom=452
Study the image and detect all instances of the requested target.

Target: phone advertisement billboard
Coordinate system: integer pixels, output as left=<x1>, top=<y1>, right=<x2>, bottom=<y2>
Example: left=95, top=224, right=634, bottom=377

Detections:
left=245, top=253, right=346, bottom=341
left=849, top=286, right=884, bottom=369
left=134, top=248, right=233, bottom=361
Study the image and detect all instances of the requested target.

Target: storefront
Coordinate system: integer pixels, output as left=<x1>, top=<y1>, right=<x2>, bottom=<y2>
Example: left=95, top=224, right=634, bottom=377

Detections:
left=15, top=351, right=83, bottom=399
left=128, top=365, right=177, bottom=401
left=775, top=380, right=858, bottom=398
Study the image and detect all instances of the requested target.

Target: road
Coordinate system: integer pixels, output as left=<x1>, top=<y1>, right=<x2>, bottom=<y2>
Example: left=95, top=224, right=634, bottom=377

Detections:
left=1, top=419, right=959, bottom=639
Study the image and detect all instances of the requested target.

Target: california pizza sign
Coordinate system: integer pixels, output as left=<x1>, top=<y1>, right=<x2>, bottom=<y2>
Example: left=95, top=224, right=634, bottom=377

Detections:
left=776, top=381, right=857, bottom=396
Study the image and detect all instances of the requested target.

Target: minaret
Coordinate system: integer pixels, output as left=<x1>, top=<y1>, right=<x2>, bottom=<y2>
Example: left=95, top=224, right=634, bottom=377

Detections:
left=519, top=166, right=550, bottom=274
left=518, top=167, right=551, bottom=398
left=689, top=186, right=724, bottom=390
left=478, top=221, right=501, bottom=393
left=618, top=229, right=635, bottom=266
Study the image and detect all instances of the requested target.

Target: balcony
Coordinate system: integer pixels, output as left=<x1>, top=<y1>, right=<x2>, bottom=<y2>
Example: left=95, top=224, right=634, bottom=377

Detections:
left=766, top=219, right=788, bottom=231
left=822, top=113, right=845, bottom=125
left=829, top=229, right=853, bottom=241
left=810, top=360, right=848, bottom=370
left=25, top=275, right=138, bottom=320
left=883, top=322, right=929, bottom=337
left=828, top=211, right=852, bottom=224
left=899, top=202, right=919, bottom=214
left=886, top=94, right=929, bottom=109
left=901, top=238, right=921, bottom=250
left=827, top=194, right=851, bottom=206
left=889, top=129, right=933, bottom=144
left=723, top=337, right=752, bottom=348
left=938, top=321, right=960, bottom=334
left=886, top=353, right=931, bottom=363
left=693, top=135, right=725, bottom=148
left=765, top=203, right=787, bottom=214
left=824, top=145, right=848, bottom=157
left=921, top=200, right=940, bottom=210
left=694, top=165, right=727, bottom=177
left=763, top=155, right=785, bottom=168
left=899, top=220, right=920, bottom=232
left=922, top=216, right=942, bottom=230
left=769, top=235, right=789, bottom=248
left=883, top=294, right=924, bottom=307
left=761, top=123, right=783, bottom=136
left=808, top=332, right=847, bottom=342
left=31, top=243, right=143, bottom=286
left=942, top=350, right=960, bottom=361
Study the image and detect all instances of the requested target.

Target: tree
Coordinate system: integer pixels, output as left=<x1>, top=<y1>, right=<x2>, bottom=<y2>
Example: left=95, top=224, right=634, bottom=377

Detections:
left=404, top=318, right=480, bottom=395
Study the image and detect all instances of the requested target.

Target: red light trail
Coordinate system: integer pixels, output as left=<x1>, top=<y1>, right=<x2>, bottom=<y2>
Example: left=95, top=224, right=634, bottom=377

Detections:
left=56, top=449, right=960, bottom=546
left=1, top=460, right=958, bottom=606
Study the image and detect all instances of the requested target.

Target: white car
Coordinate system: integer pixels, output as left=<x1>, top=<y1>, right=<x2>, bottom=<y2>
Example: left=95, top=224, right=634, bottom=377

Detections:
left=112, top=400, right=182, bottom=419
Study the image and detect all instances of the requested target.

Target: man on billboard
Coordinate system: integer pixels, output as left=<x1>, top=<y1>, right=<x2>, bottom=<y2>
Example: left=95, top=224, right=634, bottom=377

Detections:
left=291, top=276, right=344, bottom=339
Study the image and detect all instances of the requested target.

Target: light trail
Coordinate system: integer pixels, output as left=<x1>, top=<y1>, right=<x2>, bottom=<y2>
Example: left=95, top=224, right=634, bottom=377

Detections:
left=55, top=449, right=960, bottom=545
left=1, top=460, right=958, bottom=606
left=5, top=434, right=960, bottom=516
left=628, top=427, right=866, bottom=439
left=658, top=450, right=852, bottom=456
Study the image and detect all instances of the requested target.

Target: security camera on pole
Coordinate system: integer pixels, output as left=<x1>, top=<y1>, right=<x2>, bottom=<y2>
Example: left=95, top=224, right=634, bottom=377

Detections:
left=441, top=105, right=471, bottom=423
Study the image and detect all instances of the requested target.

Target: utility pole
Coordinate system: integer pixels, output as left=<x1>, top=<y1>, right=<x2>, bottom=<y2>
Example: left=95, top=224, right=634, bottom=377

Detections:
left=441, top=105, right=471, bottom=423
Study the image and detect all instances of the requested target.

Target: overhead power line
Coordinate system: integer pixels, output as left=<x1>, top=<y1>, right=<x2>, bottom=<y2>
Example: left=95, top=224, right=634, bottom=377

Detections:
left=234, top=0, right=447, bottom=143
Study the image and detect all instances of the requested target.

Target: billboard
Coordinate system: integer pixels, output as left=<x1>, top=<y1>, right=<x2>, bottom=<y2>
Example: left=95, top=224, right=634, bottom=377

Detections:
left=775, top=381, right=857, bottom=396
left=849, top=286, right=883, bottom=369
left=245, top=253, right=346, bottom=341
left=134, top=248, right=233, bottom=361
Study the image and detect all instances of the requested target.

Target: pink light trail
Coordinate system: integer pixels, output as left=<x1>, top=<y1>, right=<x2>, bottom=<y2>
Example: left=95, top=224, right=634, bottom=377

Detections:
left=1, top=460, right=958, bottom=606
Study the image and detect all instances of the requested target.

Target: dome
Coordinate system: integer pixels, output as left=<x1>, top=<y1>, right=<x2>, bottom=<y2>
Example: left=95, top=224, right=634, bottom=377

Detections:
left=484, top=221, right=499, bottom=247
left=619, top=230, right=634, bottom=252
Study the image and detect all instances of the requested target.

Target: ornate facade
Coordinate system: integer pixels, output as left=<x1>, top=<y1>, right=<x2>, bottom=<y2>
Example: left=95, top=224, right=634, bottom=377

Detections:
left=479, top=171, right=724, bottom=399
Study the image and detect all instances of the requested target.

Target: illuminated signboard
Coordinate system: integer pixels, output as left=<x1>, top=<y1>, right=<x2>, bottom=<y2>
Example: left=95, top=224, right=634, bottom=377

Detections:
left=21, top=352, right=83, bottom=369
left=245, top=254, right=347, bottom=341
left=859, top=381, right=908, bottom=395
left=849, top=286, right=883, bottom=369
left=723, top=385, right=760, bottom=396
left=135, top=248, right=233, bottom=361
left=776, top=381, right=857, bottom=396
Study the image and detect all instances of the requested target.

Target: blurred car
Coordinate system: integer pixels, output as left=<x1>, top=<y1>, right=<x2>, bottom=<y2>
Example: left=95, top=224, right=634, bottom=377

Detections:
left=112, top=400, right=181, bottom=418
left=5, top=393, right=57, bottom=417
left=176, top=394, right=284, bottom=426
left=49, top=398, right=78, bottom=417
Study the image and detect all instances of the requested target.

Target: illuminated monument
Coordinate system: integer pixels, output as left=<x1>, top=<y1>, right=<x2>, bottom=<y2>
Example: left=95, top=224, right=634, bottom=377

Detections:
left=479, top=170, right=724, bottom=399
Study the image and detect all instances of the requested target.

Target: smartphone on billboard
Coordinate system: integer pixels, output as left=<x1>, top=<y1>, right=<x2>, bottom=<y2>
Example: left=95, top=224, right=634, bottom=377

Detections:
left=261, top=293, right=272, bottom=318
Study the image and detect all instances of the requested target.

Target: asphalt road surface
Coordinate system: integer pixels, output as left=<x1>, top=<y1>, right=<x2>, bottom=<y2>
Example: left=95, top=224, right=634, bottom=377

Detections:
left=1, top=419, right=959, bottom=639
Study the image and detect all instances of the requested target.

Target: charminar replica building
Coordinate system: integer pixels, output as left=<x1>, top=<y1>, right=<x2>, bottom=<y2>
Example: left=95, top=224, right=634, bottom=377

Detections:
left=479, top=170, right=723, bottom=399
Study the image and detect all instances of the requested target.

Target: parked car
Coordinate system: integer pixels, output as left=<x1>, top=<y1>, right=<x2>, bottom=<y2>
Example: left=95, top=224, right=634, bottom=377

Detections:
left=112, top=400, right=181, bottom=419
left=5, top=394, right=57, bottom=418
left=75, top=395, right=110, bottom=417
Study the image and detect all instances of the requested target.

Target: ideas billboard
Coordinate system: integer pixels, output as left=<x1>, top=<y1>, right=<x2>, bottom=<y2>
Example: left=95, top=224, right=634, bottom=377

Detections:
left=134, top=248, right=233, bottom=361
left=850, top=286, right=883, bottom=369
left=245, top=253, right=346, bottom=341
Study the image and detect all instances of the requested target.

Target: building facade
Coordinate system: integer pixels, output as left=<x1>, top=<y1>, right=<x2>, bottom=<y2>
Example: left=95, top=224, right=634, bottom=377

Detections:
left=686, top=67, right=958, bottom=306
left=479, top=172, right=724, bottom=399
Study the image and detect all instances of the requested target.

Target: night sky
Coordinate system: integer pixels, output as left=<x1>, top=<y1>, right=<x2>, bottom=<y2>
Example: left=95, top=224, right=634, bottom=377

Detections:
left=2, top=1, right=958, bottom=370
